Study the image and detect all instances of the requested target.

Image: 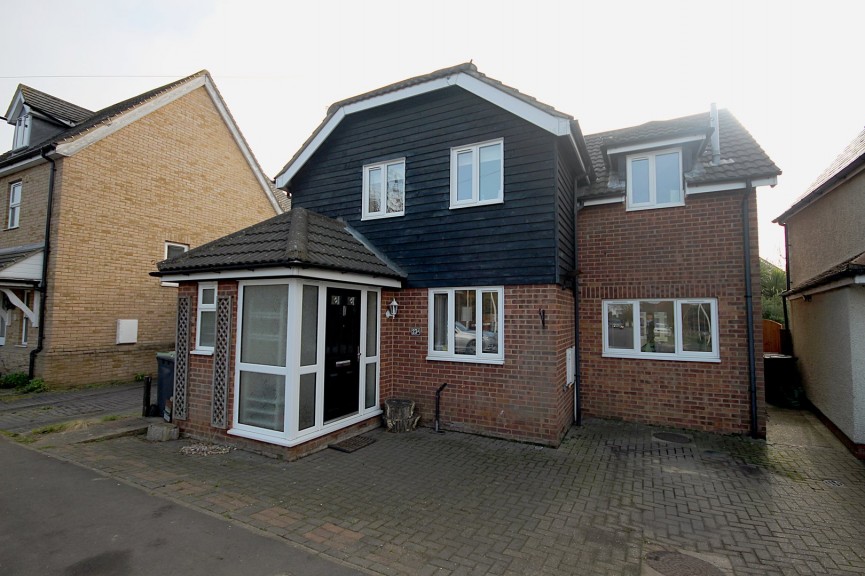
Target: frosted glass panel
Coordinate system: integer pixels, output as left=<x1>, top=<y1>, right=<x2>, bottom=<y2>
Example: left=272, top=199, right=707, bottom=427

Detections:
left=655, top=152, right=680, bottom=204
left=301, top=285, right=318, bottom=366
left=298, top=373, right=316, bottom=431
left=241, top=284, right=288, bottom=367
left=365, top=363, right=377, bottom=409
left=366, top=292, right=378, bottom=357
left=238, top=371, right=285, bottom=431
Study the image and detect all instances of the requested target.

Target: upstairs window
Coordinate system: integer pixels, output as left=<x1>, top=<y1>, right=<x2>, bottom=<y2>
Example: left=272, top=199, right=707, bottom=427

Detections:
left=626, top=148, right=683, bottom=210
left=362, top=159, right=405, bottom=220
left=450, top=139, right=503, bottom=208
left=8, top=182, right=21, bottom=229
left=13, top=115, right=31, bottom=150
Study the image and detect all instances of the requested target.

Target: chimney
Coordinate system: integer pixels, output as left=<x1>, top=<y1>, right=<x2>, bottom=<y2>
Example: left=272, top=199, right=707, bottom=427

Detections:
left=710, top=103, right=721, bottom=166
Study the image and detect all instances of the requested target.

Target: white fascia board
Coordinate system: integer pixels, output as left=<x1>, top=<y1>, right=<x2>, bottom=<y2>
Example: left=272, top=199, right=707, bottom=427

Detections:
left=0, top=154, right=46, bottom=178
left=686, top=176, right=778, bottom=195
left=202, top=77, right=282, bottom=214
left=788, top=277, right=855, bottom=300
left=581, top=195, right=624, bottom=207
left=5, top=90, right=25, bottom=122
left=275, top=72, right=574, bottom=189
left=606, top=135, right=705, bottom=156
left=55, top=76, right=207, bottom=157
left=159, top=266, right=403, bottom=288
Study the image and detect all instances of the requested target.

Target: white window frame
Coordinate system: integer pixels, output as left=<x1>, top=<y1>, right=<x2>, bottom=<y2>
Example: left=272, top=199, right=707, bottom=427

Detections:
left=602, top=298, right=720, bottom=362
left=362, top=158, right=406, bottom=220
left=230, top=278, right=382, bottom=447
left=8, top=181, right=21, bottom=229
left=13, top=114, right=30, bottom=150
left=161, top=242, right=189, bottom=287
left=449, top=138, right=504, bottom=209
left=625, top=147, right=684, bottom=211
left=195, top=282, right=217, bottom=353
left=427, top=286, right=505, bottom=364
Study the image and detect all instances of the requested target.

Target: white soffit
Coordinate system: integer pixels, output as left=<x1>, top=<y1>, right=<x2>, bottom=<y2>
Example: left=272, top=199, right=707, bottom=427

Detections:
left=275, top=72, right=574, bottom=189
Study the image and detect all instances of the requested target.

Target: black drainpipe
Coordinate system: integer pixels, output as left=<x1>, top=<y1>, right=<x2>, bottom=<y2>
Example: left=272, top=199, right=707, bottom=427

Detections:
left=573, top=201, right=582, bottom=426
left=741, top=181, right=759, bottom=438
left=29, top=147, right=56, bottom=379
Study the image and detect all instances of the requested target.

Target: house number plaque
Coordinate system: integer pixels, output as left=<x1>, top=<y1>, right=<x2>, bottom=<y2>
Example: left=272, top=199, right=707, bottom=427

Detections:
left=410, top=327, right=421, bottom=336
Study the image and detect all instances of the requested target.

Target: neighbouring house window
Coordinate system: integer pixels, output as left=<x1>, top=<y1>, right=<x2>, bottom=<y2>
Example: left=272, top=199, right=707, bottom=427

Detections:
left=428, top=287, right=504, bottom=363
left=13, top=115, right=30, bottom=150
left=161, top=242, right=189, bottom=287
left=8, top=182, right=22, bottom=229
left=0, top=314, right=6, bottom=346
left=603, top=299, right=719, bottom=361
left=362, top=158, right=405, bottom=219
left=195, top=283, right=217, bottom=352
left=626, top=148, right=683, bottom=210
left=233, top=280, right=381, bottom=445
left=450, top=139, right=504, bottom=208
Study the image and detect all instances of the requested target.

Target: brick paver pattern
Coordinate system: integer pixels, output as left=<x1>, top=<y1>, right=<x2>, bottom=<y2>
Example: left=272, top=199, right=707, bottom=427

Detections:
left=41, top=414, right=865, bottom=576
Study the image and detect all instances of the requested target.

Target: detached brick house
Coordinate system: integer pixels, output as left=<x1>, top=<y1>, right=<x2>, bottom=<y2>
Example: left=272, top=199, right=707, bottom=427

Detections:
left=775, top=127, right=865, bottom=458
left=155, top=64, right=779, bottom=457
left=0, top=71, right=284, bottom=386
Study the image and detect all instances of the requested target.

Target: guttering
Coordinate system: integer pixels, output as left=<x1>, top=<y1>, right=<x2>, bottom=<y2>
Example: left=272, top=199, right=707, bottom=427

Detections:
left=741, top=181, right=759, bottom=438
left=29, top=147, right=56, bottom=379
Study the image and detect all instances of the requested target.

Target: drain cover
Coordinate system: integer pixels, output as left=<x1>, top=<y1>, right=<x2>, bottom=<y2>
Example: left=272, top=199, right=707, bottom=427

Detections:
left=645, top=551, right=725, bottom=576
left=652, top=432, right=691, bottom=444
left=823, top=479, right=844, bottom=487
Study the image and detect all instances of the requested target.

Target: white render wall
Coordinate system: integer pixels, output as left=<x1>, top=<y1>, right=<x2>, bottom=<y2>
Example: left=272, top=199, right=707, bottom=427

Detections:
left=790, top=286, right=865, bottom=444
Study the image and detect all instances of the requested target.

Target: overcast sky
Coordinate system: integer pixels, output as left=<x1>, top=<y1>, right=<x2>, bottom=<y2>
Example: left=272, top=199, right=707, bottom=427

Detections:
left=1, top=0, right=860, bottom=265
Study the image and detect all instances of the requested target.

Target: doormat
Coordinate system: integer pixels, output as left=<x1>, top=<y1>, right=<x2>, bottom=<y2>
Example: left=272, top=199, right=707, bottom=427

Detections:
left=329, top=435, right=376, bottom=453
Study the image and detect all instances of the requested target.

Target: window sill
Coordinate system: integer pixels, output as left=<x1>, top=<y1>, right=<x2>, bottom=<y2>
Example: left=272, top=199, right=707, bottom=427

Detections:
left=191, top=349, right=214, bottom=356
left=625, top=201, right=685, bottom=212
left=361, top=211, right=404, bottom=221
left=449, top=198, right=503, bottom=210
left=602, top=351, right=720, bottom=363
left=426, top=355, right=504, bottom=365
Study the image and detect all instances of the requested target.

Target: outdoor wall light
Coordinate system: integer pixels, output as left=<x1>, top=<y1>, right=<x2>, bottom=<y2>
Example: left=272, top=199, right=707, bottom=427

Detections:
left=386, top=298, right=399, bottom=319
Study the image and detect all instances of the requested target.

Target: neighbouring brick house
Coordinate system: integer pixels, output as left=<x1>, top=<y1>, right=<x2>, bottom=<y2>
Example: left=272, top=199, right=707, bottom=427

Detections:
left=0, top=71, right=285, bottom=386
left=155, top=64, right=779, bottom=458
left=775, top=127, right=865, bottom=458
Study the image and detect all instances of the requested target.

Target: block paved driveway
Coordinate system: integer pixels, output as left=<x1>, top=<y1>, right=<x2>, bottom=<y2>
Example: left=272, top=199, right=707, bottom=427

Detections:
left=22, top=399, right=864, bottom=576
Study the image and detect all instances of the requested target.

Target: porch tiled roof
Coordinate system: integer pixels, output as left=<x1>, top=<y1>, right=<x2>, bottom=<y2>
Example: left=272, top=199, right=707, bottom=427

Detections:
left=155, top=207, right=405, bottom=280
left=581, top=109, right=781, bottom=198
left=785, top=250, right=865, bottom=296
left=0, top=243, right=43, bottom=271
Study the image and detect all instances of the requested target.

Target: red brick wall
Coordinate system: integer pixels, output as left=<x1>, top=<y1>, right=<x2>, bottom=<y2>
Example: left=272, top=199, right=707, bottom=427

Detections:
left=577, top=190, right=765, bottom=436
left=381, top=284, right=575, bottom=446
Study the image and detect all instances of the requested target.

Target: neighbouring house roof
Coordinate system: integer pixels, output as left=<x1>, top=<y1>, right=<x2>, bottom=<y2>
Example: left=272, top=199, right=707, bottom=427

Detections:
left=775, top=126, right=865, bottom=224
left=274, top=62, right=593, bottom=189
left=0, top=71, right=284, bottom=214
left=7, top=85, right=93, bottom=125
left=581, top=109, right=781, bottom=199
left=785, top=250, right=865, bottom=296
left=154, top=206, right=405, bottom=280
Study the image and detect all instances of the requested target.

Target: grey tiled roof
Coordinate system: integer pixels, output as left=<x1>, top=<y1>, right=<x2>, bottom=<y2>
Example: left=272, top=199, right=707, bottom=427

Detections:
left=581, top=109, right=781, bottom=198
left=0, top=71, right=208, bottom=168
left=775, top=126, right=865, bottom=223
left=17, top=85, right=93, bottom=124
left=155, top=207, right=404, bottom=280
left=785, top=250, right=865, bottom=295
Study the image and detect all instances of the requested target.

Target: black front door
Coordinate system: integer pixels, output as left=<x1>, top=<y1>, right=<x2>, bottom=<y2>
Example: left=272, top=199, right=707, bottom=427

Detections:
left=324, top=288, right=361, bottom=422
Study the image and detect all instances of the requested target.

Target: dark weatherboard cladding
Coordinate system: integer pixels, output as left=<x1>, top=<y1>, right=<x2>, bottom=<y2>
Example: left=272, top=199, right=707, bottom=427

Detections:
left=288, top=86, right=564, bottom=288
